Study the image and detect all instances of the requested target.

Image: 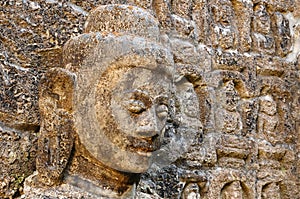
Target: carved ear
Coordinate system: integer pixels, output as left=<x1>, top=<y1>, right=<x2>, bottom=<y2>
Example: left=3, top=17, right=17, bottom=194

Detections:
left=39, top=68, right=75, bottom=113
left=36, top=68, right=76, bottom=187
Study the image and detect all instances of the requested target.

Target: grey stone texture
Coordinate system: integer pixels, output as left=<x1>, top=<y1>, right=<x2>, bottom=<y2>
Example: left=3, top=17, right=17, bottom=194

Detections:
left=0, top=0, right=299, bottom=198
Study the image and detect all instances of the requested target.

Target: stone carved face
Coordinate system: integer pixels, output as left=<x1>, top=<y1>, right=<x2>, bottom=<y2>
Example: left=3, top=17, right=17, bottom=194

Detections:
left=74, top=62, right=171, bottom=173
left=36, top=4, right=175, bottom=195
left=97, top=68, right=169, bottom=173
left=111, top=68, right=169, bottom=141
left=58, top=8, right=174, bottom=176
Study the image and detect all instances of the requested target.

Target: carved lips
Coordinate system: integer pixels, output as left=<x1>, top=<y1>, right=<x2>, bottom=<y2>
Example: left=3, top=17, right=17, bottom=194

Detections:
left=126, top=134, right=161, bottom=154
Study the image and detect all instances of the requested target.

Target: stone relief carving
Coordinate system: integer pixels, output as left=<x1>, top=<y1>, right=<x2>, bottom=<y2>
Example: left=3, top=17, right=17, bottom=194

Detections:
left=221, top=181, right=244, bottom=199
left=0, top=0, right=299, bottom=198
left=181, top=182, right=201, bottom=199
left=215, top=80, right=242, bottom=135
left=261, top=182, right=281, bottom=199
left=216, top=134, right=255, bottom=169
left=206, top=169, right=255, bottom=199
left=24, top=4, right=175, bottom=199
left=272, top=12, right=292, bottom=57
left=211, top=0, right=238, bottom=50
left=252, top=3, right=275, bottom=54
left=257, top=95, right=279, bottom=146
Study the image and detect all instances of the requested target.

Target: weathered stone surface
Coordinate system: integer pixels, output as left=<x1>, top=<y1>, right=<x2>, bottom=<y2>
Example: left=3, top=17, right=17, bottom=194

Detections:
left=0, top=64, right=39, bottom=127
left=0, top=0, right=299, bottom=198
left=0, top=124, right=37, bottom=198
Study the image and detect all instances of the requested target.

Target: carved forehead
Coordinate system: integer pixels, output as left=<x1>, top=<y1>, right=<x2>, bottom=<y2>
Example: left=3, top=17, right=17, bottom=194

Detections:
left=62, top=33, right=173, bottom=75
left=112, top=67, right=171, bottom=94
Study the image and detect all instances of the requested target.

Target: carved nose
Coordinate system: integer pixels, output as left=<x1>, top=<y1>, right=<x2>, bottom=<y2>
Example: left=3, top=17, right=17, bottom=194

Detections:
left=136, top=108, right=159, bottom=138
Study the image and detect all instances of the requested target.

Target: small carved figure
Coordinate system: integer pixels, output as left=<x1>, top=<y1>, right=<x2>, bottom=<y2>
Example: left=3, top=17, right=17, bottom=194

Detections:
left=231, top=0, right=252, bottom=52
left=273, top=12, right=292, bottom=57
left=221, top=181, right=243, bottom=199
left=211, top=0, right=237, bottom=49
left=215, top=81, right=242, bottom=134
left=261, top=182, right=281, bottom=199
left=257, top=95, right=279, bottom=145
left=26, top=4, right=174, bottom=199
left=252, top=3, right=275, bottom=54
left=253, top=3, right=271, bottom=35
left=181, top=182, right=201, bottom=199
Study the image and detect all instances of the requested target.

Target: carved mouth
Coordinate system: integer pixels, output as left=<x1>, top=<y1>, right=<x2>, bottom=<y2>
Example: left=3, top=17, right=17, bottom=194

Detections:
left=126, top=134, right=161, bottom=154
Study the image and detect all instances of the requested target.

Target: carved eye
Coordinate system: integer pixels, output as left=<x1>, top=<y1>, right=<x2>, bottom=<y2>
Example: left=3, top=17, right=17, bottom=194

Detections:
left=156, top=104, right=168, bottom=119
left=126, top=100, right=146, bottom=114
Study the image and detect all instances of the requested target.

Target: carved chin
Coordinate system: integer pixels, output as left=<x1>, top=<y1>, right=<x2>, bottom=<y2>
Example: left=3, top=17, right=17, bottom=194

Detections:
left=79, top=132, right=153, bottom=173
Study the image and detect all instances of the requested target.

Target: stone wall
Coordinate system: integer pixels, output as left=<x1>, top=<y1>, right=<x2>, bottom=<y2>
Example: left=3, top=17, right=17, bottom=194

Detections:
left=0, top=0, right=299, bottom=198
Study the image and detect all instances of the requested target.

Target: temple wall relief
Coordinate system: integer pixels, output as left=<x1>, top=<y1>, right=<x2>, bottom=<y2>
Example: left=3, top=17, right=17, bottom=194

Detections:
left=0, top=0, right=299, bottom=198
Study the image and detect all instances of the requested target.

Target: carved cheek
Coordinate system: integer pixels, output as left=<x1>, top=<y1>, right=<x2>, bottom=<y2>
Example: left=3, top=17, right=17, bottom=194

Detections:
left=112, top=105, right=137, bottom=136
